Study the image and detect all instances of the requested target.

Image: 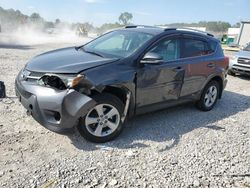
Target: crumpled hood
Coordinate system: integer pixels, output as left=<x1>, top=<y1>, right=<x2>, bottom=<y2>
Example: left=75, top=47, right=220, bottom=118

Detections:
left=236, top=50, right=250, bottom=58
left=26, top=47, right=119, bottom=73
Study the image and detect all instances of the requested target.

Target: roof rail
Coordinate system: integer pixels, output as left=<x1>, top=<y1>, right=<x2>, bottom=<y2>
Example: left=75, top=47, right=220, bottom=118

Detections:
left=125, top=25, right=160, bottom=29
left=178, top=28, right=214, bottom=37
left=164, top=27, right=214, bottom=37
left=125, top=25, right=214, bottom=37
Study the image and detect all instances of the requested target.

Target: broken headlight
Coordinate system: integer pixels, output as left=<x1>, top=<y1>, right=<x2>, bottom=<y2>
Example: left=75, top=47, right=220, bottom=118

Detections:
left=39, top=74, right=84, bottom=90
left=61, top=75, right=84, bottom=88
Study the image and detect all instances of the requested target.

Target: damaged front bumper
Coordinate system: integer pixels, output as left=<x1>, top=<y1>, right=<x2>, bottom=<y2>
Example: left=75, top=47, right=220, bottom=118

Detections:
left=15, top=71, right=96, bottom=133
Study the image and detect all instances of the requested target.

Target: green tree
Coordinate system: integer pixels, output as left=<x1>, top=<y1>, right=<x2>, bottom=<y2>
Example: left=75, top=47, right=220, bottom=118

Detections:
left=45, top=21, right=55, bottom=28
left=165, top=21, right=231, bottom=33
left=205, top=21, right=231, bottom=32
left=233, top=22, right=241, bottom=28
left=97, top=22, right=122, bottom=34
left=55, top=18, right=61, bottom=25
left=82, top=22, right=94, bottom=31
left=30, top=13, right=42, bottom=21
left=118, top=12, right=133, bottom=25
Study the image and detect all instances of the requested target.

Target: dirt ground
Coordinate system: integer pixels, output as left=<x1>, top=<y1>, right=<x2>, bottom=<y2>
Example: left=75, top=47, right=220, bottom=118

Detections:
left=0, top=40, right=249, bottom=188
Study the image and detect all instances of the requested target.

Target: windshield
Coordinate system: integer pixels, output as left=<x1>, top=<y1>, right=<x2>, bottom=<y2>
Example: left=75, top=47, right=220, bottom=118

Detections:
left=243, top=44, right=250, bottom=51
left=83, top=30, right=153, bottom=58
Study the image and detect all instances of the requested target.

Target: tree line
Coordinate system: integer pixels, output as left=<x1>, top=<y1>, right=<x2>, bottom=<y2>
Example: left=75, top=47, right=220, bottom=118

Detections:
left=166, top=21, right=240, bottom=33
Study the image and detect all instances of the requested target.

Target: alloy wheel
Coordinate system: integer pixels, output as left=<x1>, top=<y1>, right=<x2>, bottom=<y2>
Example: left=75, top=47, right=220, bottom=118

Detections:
left=204, top=85, right=218, bottom=108
left=85, top=104, right=120, bottom=137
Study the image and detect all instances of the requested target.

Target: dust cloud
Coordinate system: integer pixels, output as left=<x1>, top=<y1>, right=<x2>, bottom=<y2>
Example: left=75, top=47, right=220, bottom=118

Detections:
left=0, top=26, right=91, bottom=46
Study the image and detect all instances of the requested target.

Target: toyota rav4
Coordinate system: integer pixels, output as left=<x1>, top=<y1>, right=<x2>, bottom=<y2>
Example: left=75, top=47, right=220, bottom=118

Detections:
left=15, top=26, right=229, bottom=142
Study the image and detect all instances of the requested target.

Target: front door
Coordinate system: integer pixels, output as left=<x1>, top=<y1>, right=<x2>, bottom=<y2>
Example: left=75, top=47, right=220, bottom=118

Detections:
left=136, top=37, right=185, bottom=110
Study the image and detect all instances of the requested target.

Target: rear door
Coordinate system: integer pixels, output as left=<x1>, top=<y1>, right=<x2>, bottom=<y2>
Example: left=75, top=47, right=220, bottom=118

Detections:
left=179, top=35, right=216, bottom=97
left=136, top=36, right=185, bottom=109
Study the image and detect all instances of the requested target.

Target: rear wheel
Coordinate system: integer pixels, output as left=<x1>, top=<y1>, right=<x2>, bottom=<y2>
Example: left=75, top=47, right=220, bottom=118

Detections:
left=196, top=81, right=219, bottom=111
left=78, top=93, right=124, bottom=143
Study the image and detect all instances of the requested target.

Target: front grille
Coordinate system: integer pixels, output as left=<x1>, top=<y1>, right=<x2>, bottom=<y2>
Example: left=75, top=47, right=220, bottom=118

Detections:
left=238, top=57, right=250, bottom=65
left=26, top=71, right=45, bottom=82
left=233, top=64, right=250, bottom=69
left=29, top=71, right=45, bottom=77
left=26, top=78, right=39, bottom=83
left=232, top=64, right=250, bottom=75
left=232, top=68, right=250, bottom=74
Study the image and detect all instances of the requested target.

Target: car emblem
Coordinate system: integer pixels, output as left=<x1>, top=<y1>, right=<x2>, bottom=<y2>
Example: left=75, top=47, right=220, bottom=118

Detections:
left=22, top=69, right=31, bottom=79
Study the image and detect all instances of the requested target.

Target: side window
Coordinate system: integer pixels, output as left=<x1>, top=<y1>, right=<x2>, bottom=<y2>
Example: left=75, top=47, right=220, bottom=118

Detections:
left=149, top=38, right=180, bottom=62
left=182, top=38, right=212, bottom=58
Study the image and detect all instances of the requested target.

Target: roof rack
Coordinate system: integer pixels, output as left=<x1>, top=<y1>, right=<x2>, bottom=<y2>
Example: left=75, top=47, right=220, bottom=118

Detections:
left=125, top=25, right=214, bottom=37
left=164, top=27, right=214, bottom=37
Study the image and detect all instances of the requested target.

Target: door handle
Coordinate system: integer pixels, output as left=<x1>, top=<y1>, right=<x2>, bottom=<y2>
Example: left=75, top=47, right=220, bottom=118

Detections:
left=207, top=63, right=215, bottom=68
left=173, top=66, right=183, bottom=71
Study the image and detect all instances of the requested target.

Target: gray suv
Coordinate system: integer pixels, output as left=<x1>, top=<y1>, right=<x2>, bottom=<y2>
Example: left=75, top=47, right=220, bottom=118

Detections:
left=229, top=43, right=250, bottom=76
left=15, top=26, right=229, bottom=142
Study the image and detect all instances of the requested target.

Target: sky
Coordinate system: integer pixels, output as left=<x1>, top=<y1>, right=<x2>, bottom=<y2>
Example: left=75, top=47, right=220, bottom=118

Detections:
left=0, top=0, right=250, bottom=26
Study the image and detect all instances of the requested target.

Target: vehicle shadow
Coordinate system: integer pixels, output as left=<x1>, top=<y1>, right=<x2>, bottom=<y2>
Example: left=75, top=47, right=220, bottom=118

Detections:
left=0, top=44, right=33, bottom=50
left=67, top=90, right=250, bottom=152
left=236, top=75, right=250, bottom=81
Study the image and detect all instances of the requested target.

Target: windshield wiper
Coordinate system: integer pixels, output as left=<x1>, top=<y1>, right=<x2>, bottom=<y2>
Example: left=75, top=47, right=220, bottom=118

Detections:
left=80, top=47, right=104, bottom=58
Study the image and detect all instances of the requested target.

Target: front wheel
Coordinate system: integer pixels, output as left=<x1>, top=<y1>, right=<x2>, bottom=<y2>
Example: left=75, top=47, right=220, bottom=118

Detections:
left=78, top=93, right=124, bottom=143
left=196, top=81, right=220, bottom=111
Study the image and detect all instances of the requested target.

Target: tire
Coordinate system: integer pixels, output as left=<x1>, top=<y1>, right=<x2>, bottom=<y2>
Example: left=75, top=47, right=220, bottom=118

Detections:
left=228, top=70, right=236, bottom=76
left=196, top=81, right=220, bottom=111
left=77, top=93, right=124, bottom=143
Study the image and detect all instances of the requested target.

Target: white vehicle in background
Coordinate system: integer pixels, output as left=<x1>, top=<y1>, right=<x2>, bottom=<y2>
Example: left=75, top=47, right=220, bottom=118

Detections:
left=229, top=43, right=250, bottom=76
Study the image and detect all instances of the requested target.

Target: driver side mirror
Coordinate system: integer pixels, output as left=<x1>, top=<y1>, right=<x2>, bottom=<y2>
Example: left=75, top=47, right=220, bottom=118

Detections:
left=140, top=52, right=164, bottom=64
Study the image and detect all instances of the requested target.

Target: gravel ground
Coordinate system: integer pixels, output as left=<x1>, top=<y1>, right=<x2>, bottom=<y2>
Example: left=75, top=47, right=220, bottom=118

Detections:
left=0, top=41, right=249, bottom=188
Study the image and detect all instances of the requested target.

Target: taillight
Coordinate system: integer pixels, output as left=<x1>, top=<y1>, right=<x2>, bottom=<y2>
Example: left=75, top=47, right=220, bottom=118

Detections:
left=224, top=56, right=229, bottom=68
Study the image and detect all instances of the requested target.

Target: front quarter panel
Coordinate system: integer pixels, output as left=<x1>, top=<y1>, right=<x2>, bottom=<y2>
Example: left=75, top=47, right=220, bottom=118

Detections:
left=80, top=62, right=137, bottom=116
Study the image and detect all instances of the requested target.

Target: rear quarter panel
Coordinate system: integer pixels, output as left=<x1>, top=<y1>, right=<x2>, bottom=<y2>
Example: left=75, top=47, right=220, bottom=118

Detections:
left=181, top=43, right=227, bottom=99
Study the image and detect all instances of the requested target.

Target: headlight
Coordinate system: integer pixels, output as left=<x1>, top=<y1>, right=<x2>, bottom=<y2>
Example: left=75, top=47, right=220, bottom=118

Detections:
left=230, top=55, right=237, bottom=60
left=62, top=75, right=84, bottom=88
left=21, top=69, right=31, bottom=80
left=39, top=74, right=84, bottom=90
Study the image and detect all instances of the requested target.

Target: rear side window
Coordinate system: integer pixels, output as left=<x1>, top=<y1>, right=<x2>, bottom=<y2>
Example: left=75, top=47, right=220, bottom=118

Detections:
left=182, top=38, right=212, bottom=58
left=210, top=40, right=218, bottom=52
